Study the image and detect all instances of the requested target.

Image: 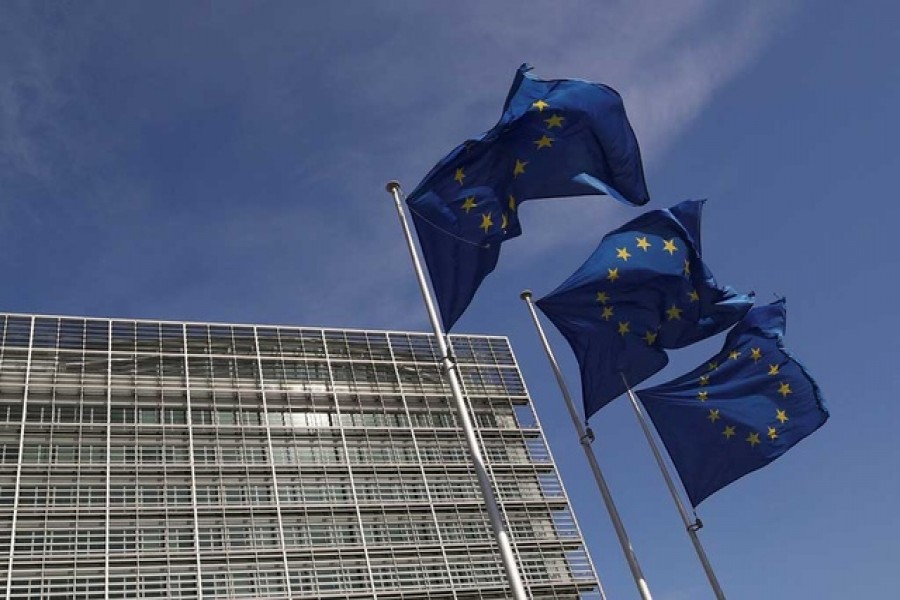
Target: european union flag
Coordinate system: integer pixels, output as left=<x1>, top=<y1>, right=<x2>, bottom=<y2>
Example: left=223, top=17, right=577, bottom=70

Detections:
left=407, top=64, right=650, bottom=330
left=638, top=300, right=829, bottom=506
left=537, top=200, right=753, bottom=417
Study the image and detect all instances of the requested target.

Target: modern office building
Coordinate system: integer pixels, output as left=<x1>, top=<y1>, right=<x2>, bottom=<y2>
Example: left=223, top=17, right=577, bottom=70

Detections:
left=0, top=312, right=601, bottom=599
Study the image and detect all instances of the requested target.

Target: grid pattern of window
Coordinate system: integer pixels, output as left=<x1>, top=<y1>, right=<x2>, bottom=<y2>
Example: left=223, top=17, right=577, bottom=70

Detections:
left=0, top=313, right=601, bottom=599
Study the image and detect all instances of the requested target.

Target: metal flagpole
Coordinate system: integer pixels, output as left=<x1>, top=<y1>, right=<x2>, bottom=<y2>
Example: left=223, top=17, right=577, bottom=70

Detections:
left=520, top=291, right=654, bottom=600
left=620, top=375, right=727, bottom=600
left=386, top=181, right=528, bottom=600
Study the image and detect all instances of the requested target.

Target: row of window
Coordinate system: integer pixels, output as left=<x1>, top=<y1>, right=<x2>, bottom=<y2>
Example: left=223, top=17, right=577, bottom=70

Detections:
left=3, top=352, right=526, bottom=398
left=5, top=557, right=592, bottom=600
left=4, top=470, right=562, bottom=509
left=7, top=550, right=593, bottom=597
left=4, top=511, right=577, bottom=560
left=5, top=581, right=598, bottom=600
left=8, top=572, right=199, bottom=600
left=8, top=402, right=523, bottom=430
left=11, top=506, right=571, bottom=550
left=2, top=384, right=523, bottom=406
left=0, top=315, right=515, bottom=366
left=0, top=435, right=549, bottom=467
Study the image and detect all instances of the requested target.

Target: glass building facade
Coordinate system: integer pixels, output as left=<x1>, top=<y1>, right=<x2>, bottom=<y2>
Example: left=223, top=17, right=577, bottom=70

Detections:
left=0, top=312, right=601, bottom=599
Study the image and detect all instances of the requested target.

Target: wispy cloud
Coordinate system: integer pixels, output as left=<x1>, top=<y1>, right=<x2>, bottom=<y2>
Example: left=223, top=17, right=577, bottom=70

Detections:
left=494, top=1, right=797, bottom=263
left=619, top=1, right=796, bottom=162
left=0, top=1, right=796, bottom=328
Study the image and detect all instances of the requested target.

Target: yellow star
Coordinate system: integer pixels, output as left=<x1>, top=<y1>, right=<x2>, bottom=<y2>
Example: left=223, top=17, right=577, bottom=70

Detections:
left=688, top=289, right=700, bottom=303
left=616, top=247, right=631, bottom=261
left=707, top=409, right=720, bottom=423
left=746, top=432, right=761, bottom=447
left=683, top=259, right=691, bottom=275
left=697, top=391, right=709, bottom=402
left=708, top=361, right=719, bottom=371
left=596, top=291, right=610, bottom=305
left=751, top=347, right=762, bottom=362
left=635, top=236, right=651, bottom=251
left=545, top=113, right=565, bottom=128
left=729, top=350, right=742, bottom=360
left=699, top=375, right=710, bottom=386
left=501, top=212, right=509, bottom=230
left=666, top=304, right=683, bottom=320
left=778, top=382, right=792, bottom=398
left=533, top=99, right=549, bottom=112
left=768, top=426, right=778, bottom=441
left=775, top=409, right=788, bottom=424
left=508, top=194, right=517, bottom=212
left=662, top=239, right=678, bottom=255
left=768, top=364, right=780, bottom=376
left=617, top=321, right=630, bottom=336
left=534, top=135, right=554, bottom=150
left=607, top=268, right=619, bottom=282
left=601, top=306, right=614, bottom=321
left=461, top=196, right=477, bottom=214
left=454, top=167, right=465, bottom=185
left=480, top=213, right=493, bottom=233
left=513, top=159, right=528, bottom=177
left=643, top=330, right=658, bottom=346
left=722, top=425, right=736, bottom=439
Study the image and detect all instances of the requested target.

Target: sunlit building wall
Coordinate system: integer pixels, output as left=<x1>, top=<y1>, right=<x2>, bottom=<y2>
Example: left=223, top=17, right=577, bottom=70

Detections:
left=0, top=313, right=601, bottom=599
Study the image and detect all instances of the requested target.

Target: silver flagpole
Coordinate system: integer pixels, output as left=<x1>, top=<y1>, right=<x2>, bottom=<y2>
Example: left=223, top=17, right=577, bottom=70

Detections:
left=520, top=291, right=654, bottom=600
left=386, top=181, right=528, bottom=600
left=620, top=375, right=727, bottom=600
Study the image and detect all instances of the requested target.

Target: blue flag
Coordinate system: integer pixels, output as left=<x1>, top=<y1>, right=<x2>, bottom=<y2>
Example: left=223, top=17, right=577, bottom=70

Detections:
left=407, top=64, right=650, bottom=330
left=638, top=300, right=829, bottom=506
left=536, top=200, right=753, bottom=418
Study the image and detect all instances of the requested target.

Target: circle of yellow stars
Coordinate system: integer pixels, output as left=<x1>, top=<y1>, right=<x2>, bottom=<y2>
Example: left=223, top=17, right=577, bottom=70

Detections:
left=692, top=345, right=793, bottom=449
left=451, top=97, right=568, bottom=239
left=591, top=231, right=699, bottom=349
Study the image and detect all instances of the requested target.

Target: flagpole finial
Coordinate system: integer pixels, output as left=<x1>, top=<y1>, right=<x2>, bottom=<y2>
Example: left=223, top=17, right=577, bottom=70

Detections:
left=520, top=290, right=533, bottom=300
left=386, top=180, right=402, bottom=194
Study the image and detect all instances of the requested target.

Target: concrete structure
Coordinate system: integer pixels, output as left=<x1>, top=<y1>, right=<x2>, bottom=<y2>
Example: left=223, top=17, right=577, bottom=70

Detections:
left=0, top=312, right=601, bottom=599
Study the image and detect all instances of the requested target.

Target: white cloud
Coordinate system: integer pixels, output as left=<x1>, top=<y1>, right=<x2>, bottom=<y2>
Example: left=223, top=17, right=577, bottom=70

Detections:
left=618, top=1, right=796, bottom=162
left=0, top=1, right=796, bottom=327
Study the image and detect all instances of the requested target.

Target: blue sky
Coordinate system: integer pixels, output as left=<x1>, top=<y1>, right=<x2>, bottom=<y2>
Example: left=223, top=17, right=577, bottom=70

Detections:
left=1, top=1, right=897, bottom=598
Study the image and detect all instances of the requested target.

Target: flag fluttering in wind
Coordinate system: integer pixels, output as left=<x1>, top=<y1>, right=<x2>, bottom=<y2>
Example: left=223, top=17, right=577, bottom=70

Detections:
left=537, top=200, right=753, bottom=418
left=407, top=64, right=650, bottom=330
left=638, top=300, right=829, bottom=506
